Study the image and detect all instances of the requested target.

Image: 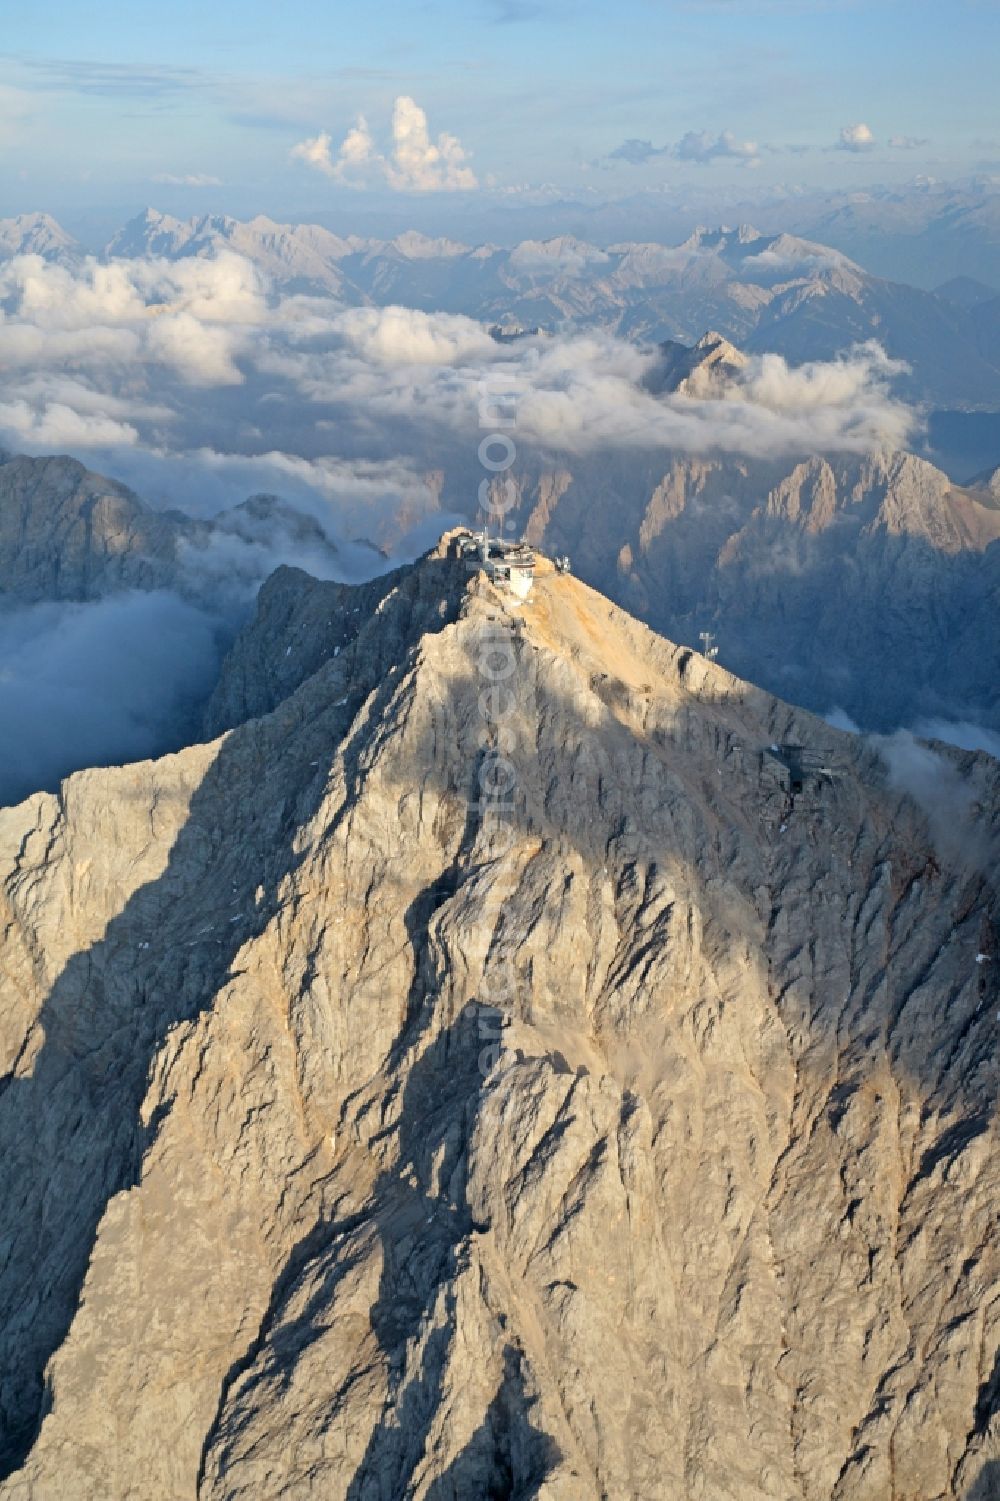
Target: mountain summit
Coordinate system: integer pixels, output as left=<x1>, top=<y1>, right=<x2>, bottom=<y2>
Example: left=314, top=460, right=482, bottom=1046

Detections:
left=0, top=541, right=997, bottom=1499
left=645, top=329, right=750, bottom=395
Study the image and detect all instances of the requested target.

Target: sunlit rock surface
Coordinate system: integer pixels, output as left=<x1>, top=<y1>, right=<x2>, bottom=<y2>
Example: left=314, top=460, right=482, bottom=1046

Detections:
left=0, top=545, right=997, bottom=1499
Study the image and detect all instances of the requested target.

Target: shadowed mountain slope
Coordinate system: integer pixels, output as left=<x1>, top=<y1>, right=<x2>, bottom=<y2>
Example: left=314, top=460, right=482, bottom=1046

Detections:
left=0, top=542, right=996, bottom=1498
left=505, top=444, right=1000, bottom=734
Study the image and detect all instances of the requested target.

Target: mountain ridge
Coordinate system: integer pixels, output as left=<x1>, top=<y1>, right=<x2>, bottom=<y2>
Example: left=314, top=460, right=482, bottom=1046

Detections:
left=0, top=540, right=996, bottom=1498
left=2, top=428, right=997, bottom=749
left=101, top=210, right=1000, bottom=406
left=0, top=450, right=354, bottom=608
left=6, top=208, right=999, bottom=406
left=503, top=435, right=1000, bottom=734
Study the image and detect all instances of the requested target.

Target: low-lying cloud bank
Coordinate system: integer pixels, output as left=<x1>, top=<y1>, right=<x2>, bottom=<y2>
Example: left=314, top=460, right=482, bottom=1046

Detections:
left=910, top=718, right=1000, bottom=762
left=824, top=709, right=998, bottom=869
left=826, top=708, right=1000, bottom=764
left=0, top=247, right=920, bottom=804
left=0, top=496, right=433, bottom=806
left=0, top=249, right=917, bottom=532
left=0, top=591, right=221, bottom=806
left=875, top=729, right=995, bottom=870
left=0, top=458, right=418, bottom=807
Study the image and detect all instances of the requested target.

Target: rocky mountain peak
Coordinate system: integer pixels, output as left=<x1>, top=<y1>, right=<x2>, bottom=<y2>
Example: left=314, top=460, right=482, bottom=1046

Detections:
left=0, top=212, right=79, bottom=263
left=389, top=230, right=468, bottom=259
left=0, top=538, right=996, bottom=1498
left=645, top=328, right=750, bottom=395
left=106, top=207, right=193, bottom=259
left=0, top=451, right=181, bottom=602
left=935, top=274, right=998, bottom=310
left=855, top=450, right=1000, bottom=552
left=679, top=223, right=764, bottom=254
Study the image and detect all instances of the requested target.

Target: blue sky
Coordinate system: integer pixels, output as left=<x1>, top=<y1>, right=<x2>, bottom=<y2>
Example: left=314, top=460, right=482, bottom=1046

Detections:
left=1, top=0, right=997, bottom=234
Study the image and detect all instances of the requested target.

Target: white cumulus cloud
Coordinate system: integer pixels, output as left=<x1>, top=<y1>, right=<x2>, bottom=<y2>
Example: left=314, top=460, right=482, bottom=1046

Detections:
left=0, top=248, right=917, bottom=533
left=334, top=305, right=498, bottom=365
left=0, top=398, right=139, bottom=449
left=290, top=130, right=339, bottom=177
left=291, top=96, right=478, bottom=192
left=508, top=334, right=913, bottom=458
left=837, top=123, right=876, bottom=153
left=675, top=130, right=760, bottom=166
left=0, top=251, right=264, bottom=388
left=385, top=96, right=477, bottom=191
left=734, top=343, right=908, bottom=416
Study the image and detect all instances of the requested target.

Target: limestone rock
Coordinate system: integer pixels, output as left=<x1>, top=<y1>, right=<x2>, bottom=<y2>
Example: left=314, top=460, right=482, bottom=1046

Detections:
left=0, top=453, right=345, bottom=608
left=0, top=547, right=997, bottom=1499
left=0, top=453, right=183, bottom=603
left=519, top=446, right=1000, bottom=732
left=645, top=330, right=750, bottom=396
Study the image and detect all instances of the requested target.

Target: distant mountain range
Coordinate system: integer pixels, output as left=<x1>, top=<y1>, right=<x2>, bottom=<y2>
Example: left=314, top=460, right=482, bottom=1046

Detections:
left=0, top=212, right=78, bottom=263
left=487, top=330, right=1000, bottom=733
left=518, top=441, right=1000, bottom=734
left=771, top=178, right=1000, bottom=289
left=4, top=208, right=1000, bottom=409
left=2, top=366, right=998, bottom=745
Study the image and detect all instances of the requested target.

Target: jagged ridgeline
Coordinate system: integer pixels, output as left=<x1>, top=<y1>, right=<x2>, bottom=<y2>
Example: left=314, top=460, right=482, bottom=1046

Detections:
left=2, top=444, right=999, bottom=758
left=0, top=537, right=997, bottom=1499
left=7, top=208, right=1000, bottom=406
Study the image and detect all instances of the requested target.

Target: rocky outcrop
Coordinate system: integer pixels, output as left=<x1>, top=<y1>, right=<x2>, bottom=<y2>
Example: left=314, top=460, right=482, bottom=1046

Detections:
left=203, top=560, right=424, bottom=736
left=0, top=215, right=78, bottom=265
left=0, top=452, right=183, bottom=602
left=644, top=330, right=750, bottom=396
left=0, top=452, right=346, bottom=607
left=518, top=447, right=1000, bottom=733
left=0, top=545, right=996, bottom=1498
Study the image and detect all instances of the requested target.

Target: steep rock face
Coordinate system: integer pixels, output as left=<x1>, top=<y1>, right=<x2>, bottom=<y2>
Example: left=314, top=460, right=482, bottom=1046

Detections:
left=202, top=560, right=429, bottom=736
left=0, top=453, right=347, bottom=608
left=0, top=453, right=183, bottom=602
left=706, top=452, right=1000, bottom=728
left=644, top=330, right=750, bottom=397
left=514, top=447, right=1000, bottom=732
left=0, top=546, right=997, bottom=1499
left=0, top=215, right=78, bottom=265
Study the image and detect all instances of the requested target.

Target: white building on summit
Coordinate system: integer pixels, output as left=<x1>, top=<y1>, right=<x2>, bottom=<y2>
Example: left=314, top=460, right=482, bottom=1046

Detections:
left=451, top=528, right=537, bottom=599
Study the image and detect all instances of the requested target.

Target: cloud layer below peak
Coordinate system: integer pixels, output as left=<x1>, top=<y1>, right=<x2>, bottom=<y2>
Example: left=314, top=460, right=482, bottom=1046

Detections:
left=0, top=242, right=922, bottom=806
left=0, top=248, right=916, bottom=526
